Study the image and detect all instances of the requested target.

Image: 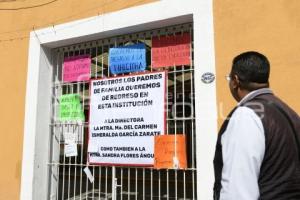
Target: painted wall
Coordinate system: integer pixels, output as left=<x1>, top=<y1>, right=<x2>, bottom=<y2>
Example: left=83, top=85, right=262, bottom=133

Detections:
left=0, top=0, right=157, bottom=199
left=1, top=0, right=299, bottom=199
left=214, top=0, right=300, bottom=125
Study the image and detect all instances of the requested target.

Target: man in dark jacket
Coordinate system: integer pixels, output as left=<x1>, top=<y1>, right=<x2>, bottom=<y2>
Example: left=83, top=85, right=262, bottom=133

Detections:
left=214, top=51, right=300, bottom=200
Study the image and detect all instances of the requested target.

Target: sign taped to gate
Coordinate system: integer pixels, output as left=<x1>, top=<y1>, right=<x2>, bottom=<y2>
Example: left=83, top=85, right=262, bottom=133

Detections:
left=88, top=71, right=166, bottom=166
left=63, top=55, right=91, bottom=83
left=59, top=94, right=85, bottom=121
left=154, top=134, right=187, bottom=169
left=109, top=43, right=146, bottom=74
left=152, top=33, right=191, bottom=68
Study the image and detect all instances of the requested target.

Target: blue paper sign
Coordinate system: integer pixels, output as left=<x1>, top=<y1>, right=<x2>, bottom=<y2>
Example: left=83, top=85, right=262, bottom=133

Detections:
left=109, top=43, right=146, bottom=74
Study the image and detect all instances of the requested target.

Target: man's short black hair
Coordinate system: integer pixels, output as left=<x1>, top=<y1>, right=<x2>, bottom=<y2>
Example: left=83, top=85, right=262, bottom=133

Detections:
left=231, top=51, right=270, bottom=84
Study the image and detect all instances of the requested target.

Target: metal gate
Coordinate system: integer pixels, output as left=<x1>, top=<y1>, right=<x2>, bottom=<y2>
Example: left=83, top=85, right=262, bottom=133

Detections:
left=48, top=23, right=196, bottom=200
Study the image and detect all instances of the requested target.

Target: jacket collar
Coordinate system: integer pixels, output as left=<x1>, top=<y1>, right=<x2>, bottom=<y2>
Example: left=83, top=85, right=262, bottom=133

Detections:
left=238, top=88, right=273, bottom=106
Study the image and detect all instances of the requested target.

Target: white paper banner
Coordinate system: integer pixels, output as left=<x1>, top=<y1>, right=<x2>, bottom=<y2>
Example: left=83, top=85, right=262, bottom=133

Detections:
left=88, top=71, right=166, bottom=166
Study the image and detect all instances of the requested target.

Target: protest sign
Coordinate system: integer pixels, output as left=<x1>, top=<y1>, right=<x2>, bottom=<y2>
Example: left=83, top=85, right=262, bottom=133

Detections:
left=88, top=71, right=166, bottom=166
left=109, top=43, right=146, bottom=74
left=59, top=94, right=85, bottom=121
left=63, top=132, right=76, bottom=144
left=65, top=144, right=78, bottom=157
left=154, top=134, right=187, bottom=169
left=63, top=55, right=91, bottom=83
left=152, top=33, right=191, bottom=68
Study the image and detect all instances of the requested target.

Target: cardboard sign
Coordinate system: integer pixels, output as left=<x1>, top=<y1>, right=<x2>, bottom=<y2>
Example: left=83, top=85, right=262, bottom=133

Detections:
left=88, top=71, right=166, bottom=166
left=154, top=134, right=187, bottom=169
left=109, top=43, right=146, bottom=74
left=63, top=55, right=91, bottom=82
left=152, top=33, right=191, bottom=68
left=59, top=94, right=85, bottom=121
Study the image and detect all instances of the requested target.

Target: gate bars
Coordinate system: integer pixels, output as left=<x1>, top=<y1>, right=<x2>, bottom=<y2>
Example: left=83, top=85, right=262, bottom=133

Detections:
left=48, top=23, right=196, bottom=200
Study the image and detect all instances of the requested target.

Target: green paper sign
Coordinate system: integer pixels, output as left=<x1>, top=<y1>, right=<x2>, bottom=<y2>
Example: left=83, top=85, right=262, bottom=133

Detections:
left=59, top=94, right=85, bottom=121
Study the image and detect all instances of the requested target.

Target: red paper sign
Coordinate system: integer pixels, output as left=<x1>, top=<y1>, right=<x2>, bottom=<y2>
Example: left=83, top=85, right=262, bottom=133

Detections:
left=152, top=33, right=191, bottom=68
left=63, top=55, right=91, bottom=83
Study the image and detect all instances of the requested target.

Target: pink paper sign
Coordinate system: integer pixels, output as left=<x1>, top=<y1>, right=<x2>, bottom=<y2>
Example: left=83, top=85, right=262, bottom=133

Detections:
left=63, top=55, right=91, bottom=83
left=152, top=33, right=191, bottom=68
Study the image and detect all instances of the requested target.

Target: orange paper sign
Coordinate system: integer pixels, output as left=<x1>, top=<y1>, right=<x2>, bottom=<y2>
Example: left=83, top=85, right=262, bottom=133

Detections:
left=154, top=134, right=187, bottom=169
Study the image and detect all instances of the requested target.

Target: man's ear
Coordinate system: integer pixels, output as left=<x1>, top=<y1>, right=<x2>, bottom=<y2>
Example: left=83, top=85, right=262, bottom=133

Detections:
left=232, top=74, right=240, bottom=89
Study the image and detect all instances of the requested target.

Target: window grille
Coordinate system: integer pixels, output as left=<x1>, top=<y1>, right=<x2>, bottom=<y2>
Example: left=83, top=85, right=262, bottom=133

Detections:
left=49, top=23, right=196, bottom=200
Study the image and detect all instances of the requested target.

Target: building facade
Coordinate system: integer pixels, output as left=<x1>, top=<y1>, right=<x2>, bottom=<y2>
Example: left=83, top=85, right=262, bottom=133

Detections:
left=0, top=0, right=299, bottom=199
